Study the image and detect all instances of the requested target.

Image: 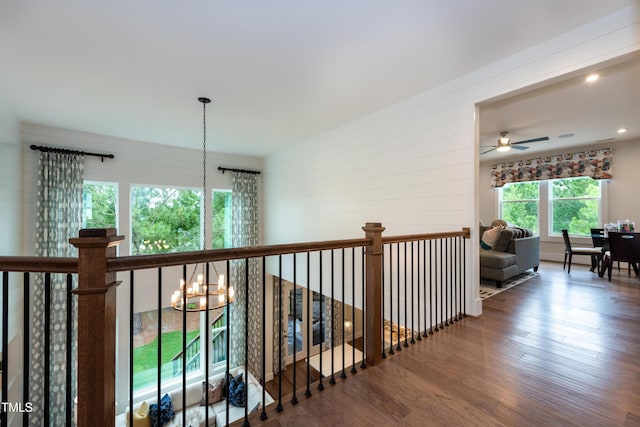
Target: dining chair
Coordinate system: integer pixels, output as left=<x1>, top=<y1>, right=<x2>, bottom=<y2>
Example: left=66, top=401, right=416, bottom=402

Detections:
left=601, top=232, right=640, bottom=281
left=590, top=228, right=608, bottom=272
left=562, top=229, right=603, bottom=273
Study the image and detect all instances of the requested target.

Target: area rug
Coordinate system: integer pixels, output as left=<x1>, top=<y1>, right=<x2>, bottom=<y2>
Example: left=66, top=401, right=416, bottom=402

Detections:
left=480, top=271, right=537, bottom=300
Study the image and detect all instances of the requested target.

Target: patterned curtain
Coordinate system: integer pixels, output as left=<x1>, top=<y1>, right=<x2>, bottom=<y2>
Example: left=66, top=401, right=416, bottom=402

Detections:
left=324, top=298, right=343, bottom=349
left=32, top=151, right=84, bottom=426
left=229, top=172, right=261, bottom=377
left=490, top=148, right=613, bottom=188
left=272, top=276, right=287, bottom=375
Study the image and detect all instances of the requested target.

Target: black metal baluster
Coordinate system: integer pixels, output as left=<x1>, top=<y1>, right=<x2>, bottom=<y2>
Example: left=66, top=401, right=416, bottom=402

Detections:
left=403, top=242, right=409, bottom=347
left=65, top=273, right=73, bottom=427
left=304, top=252, right=312, bottom=398
left=422, top=241, right=428, bottom=338
left=440, top=239, right=445, bottom=330
left=396, top=243, right=401, bottom=351
left=225, top=260, right=231, bottom=424
left=318, top=251, right=324, bottom=390
left=44, top=273, right=51, bottom=426
left=23, top=273, right=30, bottom=426
left=416, top=241, right=422, bottom=341
left=410, top=241, right=416, bottom=344
left=156, top=268, right=162, bottom=427
left=205, top=263, right=210, bottom=425
left=351, top=247, right=358, bottom=373
left=341, top=248, right=347, bottom=379
left=329, top=250, right=336, bottom=385
left=388, top=244, right=394, bottom=355
left=2, top=271, right=8, bottom=427
left=244, top=258, right=250, bottom=426
left=360, top=247, right=366, bottom=369
left=434, top=241, right=439, bottom=333
left=446, top=238, right=450, bottom=327
left=129, top=271, right=135, bottom=427
left=181, top=266, right=187, bottom=427
left=429, top=241, right=434, bottom=335
left=277, top=255, right=284, bottom=410
left=261, top=257, right=269, bottom=419
left=291, top=254, right=298, bottom=404
left=381, top=245, right=386, bottom=359
left=453, top=238, right=458, bottom=322
left=463, top=237, right=467, bottom=318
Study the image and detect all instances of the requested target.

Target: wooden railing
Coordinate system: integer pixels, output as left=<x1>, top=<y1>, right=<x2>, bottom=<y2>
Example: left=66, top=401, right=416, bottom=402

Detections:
left=0, top=223, right=470, bottom=426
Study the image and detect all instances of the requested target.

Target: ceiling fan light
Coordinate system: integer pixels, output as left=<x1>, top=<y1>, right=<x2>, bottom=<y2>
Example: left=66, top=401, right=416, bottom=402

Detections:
left=499, top=135, right=510, bottom=145
left=496, top=145, right=511, bottom=152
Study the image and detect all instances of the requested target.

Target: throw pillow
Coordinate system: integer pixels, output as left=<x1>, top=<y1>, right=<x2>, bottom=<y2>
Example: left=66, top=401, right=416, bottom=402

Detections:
left=201, top=378, right=224, bottom=406
left=126, top=401, right=151, bottom=427
left=492, top=228, right=514, bottom=252
left=228, top=373, right=246, bottom=407
left=480, top=226, right=501, bottom=250
left=149, top=393, right=175, bottom=427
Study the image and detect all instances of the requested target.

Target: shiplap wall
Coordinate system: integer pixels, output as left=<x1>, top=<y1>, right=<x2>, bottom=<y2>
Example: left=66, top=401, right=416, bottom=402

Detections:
left=263, top=6, right=640, bottom=317
left=0, top=109, right=23, bottom=425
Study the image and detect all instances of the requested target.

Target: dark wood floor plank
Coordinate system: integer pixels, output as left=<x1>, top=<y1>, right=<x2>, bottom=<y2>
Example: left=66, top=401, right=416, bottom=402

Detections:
left=240, top=261, right=640, bottom=426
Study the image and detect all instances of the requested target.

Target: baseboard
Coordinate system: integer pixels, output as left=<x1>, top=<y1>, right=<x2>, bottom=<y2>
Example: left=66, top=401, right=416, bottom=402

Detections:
left=540, top=251, right=592, bottom=265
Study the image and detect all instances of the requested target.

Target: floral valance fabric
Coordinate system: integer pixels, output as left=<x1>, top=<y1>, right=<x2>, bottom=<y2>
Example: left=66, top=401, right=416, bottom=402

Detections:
left=490, top=148, right=613, bottom=188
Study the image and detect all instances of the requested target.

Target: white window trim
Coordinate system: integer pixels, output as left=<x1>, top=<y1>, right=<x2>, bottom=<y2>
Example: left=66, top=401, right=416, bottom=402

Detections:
left=497, top=179, right=609, bottom=245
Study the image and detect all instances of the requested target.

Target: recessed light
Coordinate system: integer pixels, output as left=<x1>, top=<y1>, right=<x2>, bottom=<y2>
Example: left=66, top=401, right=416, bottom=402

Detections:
left=585, top=73, right=600, bottom=83
left=558, top=133, right=574, bottom=139
left=617, top=128, right=627, bottom=134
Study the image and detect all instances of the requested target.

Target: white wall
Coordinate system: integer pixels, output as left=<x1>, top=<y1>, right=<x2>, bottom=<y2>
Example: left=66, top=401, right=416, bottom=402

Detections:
left=264, top=6, right=640, bottom=318
left=0, top=104, right=24, bottom=425
left=20, top=123, right=263, bottom=414
left=479, top=138, right=640, bottom=263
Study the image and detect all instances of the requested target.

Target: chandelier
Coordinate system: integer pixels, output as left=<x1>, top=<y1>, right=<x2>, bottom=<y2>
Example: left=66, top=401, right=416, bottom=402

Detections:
left=170, top=266, right=234, bottom=312
left=170, top=96, right=234, bottom=312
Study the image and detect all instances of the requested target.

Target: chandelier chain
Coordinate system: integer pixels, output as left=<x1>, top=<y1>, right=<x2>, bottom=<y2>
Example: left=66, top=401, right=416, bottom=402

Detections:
left=202, top=100, right=207, bottom=251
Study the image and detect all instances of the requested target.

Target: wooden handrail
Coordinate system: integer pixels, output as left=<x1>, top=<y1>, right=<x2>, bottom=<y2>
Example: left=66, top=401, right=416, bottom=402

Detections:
left=108, top=238, right=372, bottom=272
left=382, top=228, right=470, bottom=244
left=0, top=256, right=78, bottom=273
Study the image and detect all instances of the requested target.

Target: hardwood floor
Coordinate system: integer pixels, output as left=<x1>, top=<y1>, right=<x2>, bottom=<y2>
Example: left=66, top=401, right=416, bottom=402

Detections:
left=240, top=261, right=640, bottom=426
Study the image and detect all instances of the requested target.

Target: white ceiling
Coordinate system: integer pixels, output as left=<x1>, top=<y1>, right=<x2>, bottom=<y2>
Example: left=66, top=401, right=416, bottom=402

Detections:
left=0, top=1, right=637, bottom=156
left=479, top=53, right=640, bottom=162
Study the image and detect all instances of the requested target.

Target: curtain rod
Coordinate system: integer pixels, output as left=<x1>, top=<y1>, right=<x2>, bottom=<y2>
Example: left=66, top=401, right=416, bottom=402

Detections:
left=30, top=144, right=115, bottom=162
left=217, top=166, right=261, bottom=175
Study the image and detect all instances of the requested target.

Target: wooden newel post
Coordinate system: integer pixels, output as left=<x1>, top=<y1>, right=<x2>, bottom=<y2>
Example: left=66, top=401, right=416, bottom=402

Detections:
left=70, top=229, right=124, bottom=427
left=362, top=222, right=385, bottom=366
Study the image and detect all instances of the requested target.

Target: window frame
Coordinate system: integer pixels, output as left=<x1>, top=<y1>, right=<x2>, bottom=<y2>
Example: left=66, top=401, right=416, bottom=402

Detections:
left=496, top=178, right=608, bottom=242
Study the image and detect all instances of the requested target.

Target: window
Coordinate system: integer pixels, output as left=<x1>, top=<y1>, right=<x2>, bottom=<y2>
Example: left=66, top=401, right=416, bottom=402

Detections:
left=498, top=177, right=605, bottom=238
left=499, top=181, right=540, bottom=234
left=550, top=177, right=601, bottom=237
left=83, top=181, right=118, bottom=228
left=212, top=190, right=232, bottom=249
left=130, top=186, right=202, bottom=255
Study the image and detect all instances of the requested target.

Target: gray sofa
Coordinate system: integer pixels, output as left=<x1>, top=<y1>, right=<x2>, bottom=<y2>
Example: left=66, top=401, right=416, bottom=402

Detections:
left=480, top=223, right=540, bottom=288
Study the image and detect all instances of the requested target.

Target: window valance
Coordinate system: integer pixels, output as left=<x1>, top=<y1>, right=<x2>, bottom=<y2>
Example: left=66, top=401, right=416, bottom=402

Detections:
left=490, top=148, right=613, bottom=188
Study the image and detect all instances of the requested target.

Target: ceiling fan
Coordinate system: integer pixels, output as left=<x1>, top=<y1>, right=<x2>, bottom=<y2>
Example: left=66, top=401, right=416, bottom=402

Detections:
left=481, top=131, right=549, bottom=155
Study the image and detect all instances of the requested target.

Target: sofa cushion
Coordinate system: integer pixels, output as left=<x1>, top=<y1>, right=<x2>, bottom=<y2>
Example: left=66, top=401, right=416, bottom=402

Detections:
left=201, top=378, right=224, bottom=406
left=479, top=249, right=516, bottom=269
left=149, top=394, right=175, bottom=427
left=126, top=401, right=151, bottom=427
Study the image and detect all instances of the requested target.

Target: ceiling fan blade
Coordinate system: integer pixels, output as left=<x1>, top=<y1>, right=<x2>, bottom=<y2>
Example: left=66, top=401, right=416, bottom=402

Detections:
left=511, top=145, right=530, bottom=151
left=511, top=136, right=549, bottom=145
left=481, top=147, right=497, bottom=155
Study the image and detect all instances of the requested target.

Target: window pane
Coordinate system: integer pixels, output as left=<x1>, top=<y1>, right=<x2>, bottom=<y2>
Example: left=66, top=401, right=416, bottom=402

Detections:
left=212, top=191, right=232, bottom=249
left=551, top=199, right=599, bottom=236
left=552, top=177, right=600, bottom=198
left=131, top=186, right=202, bottom=255
left=502, top=201, right=539, bottom=234
left=502, top=181, right=539, bottom=201
left=132, top=308, right=201, bottom=392
left=83, top=182, right=117, bottom=228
